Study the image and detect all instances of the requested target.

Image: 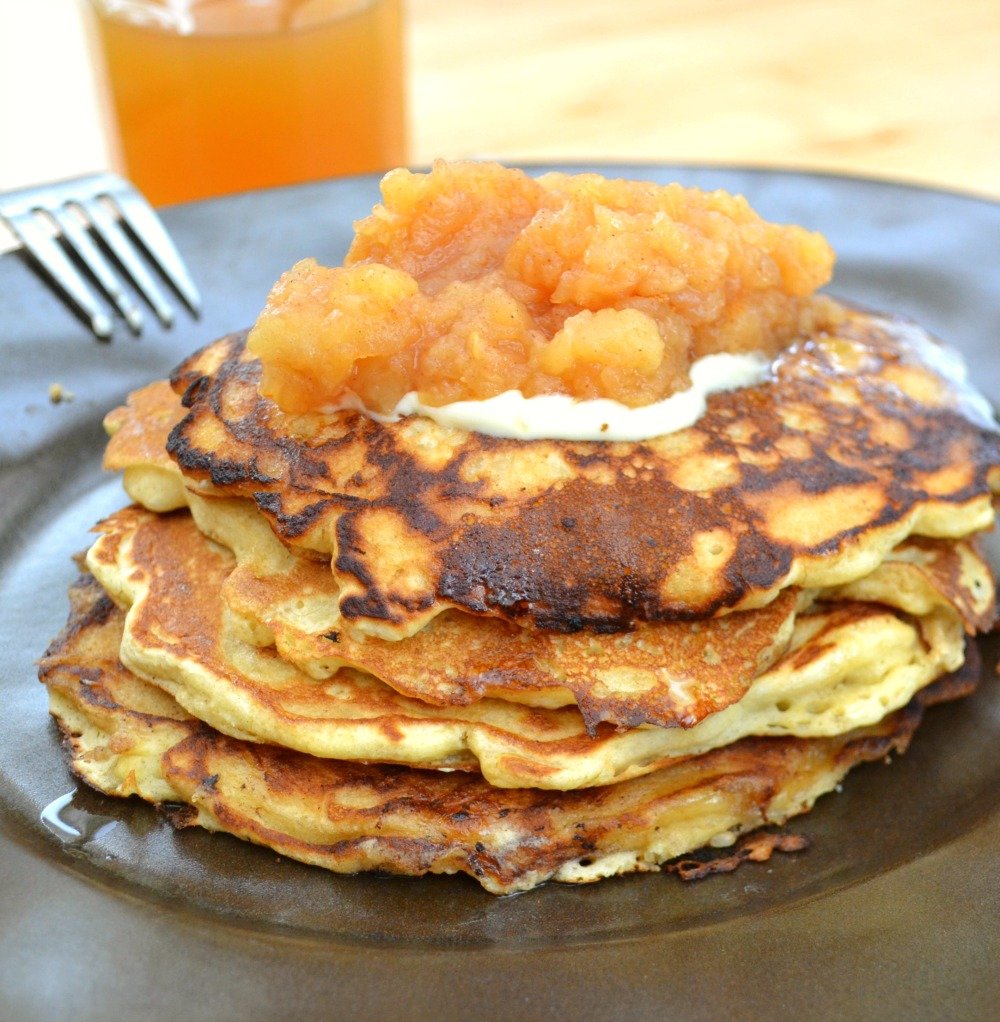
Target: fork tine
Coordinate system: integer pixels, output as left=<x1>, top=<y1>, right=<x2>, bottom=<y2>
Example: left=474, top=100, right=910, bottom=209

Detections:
left=48, top=205, right=144, bottom=335
left=111, top=188, right=202, bottom=315
left=3, top=173, right=200, bottom=339
left=4, top=209, right=114, bottom=339
left=80, top=196, right=175, bottom=328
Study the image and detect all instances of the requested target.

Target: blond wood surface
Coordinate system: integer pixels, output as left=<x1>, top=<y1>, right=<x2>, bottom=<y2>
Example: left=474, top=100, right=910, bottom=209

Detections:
left=0, top=0, right=997, bottom=199
left=408, top=0, right=1000, bottom=198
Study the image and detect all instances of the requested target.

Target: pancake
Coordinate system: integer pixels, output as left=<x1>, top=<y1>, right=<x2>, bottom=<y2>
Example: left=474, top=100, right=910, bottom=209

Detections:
left=104, top=389, right=997, bottom=731
left=40, top=573, right=979, bottom=895
left=103, top=380, right=188, bottom=513
left=197, top=491, right=800, bottom=728
left=222, top=529, right=992, bottom=722
left=104, top=398, right=801, bottom=729
left=68, top=165, right=1000, bottom=893
left=84, top=505, right=973, bottom=790
left=824, top=535, right=996, bottom=635
left=190, top=488, right=996, bottom=736
left=162, top=308, right=1000, bottom=639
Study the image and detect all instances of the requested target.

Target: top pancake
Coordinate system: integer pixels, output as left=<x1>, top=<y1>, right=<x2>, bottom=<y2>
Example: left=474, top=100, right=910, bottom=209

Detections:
left=161, top=308, right=1000, bottom=638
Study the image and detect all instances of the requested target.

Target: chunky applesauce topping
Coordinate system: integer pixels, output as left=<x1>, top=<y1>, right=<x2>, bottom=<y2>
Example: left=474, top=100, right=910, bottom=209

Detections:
left=248, top=161, right=837, bottom=414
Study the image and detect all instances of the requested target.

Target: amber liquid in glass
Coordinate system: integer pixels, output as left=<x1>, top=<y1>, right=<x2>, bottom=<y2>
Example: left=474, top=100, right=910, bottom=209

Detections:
left=92, top=0, right=406, bottom=206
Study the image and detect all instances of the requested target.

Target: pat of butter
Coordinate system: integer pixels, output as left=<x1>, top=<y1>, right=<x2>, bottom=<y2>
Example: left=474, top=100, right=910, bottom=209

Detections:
left=332, top=352, right=772, bottom=441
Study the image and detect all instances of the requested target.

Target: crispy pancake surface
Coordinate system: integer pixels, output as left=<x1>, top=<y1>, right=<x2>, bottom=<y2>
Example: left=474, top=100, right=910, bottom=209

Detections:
left=221, top=527, right=993, bottom=724
left=40, top=574, right=978, bottom=895
left=104, top=399, right=996, bottom=730
left=191, top=490, right=799, bottom=729
left=105, top=387, right=997, bottom=728
left=161, top=309, right=1000, bottom=638
left=98, top=404, right=798, bottom=730
left=84, top=506, right=976, bottom=790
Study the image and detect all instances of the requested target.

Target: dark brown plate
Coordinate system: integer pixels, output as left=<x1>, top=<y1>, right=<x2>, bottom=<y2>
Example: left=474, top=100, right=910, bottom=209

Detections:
left=1, top=167, right=997, bottom=1022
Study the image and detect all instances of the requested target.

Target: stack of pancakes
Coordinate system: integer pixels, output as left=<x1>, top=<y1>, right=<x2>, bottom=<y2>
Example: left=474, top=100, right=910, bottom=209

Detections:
left=40, top=307, right=1000, bottom=894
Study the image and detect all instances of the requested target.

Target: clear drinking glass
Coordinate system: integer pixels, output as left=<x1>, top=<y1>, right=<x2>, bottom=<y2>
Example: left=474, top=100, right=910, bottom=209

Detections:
left=87, top=0, right=407, bottom=206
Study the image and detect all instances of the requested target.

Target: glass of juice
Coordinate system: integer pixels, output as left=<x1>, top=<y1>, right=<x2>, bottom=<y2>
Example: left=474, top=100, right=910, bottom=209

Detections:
left=87, top=0, right=406, bottom=206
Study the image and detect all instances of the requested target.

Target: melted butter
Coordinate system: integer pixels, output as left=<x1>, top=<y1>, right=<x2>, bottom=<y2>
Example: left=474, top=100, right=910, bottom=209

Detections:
left=331, top=352, right=772, bottom=441
left=320, top=315, right=998, bottom=441
left=889, top=319, right=999, bottom=432
left=40, top=790, right=117, bottom=845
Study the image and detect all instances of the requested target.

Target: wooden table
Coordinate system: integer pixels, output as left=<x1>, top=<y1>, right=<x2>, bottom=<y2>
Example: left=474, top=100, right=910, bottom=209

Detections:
left=409, top=0, right=1000, bottom=199
left=1, top=0, right=998, bottom=199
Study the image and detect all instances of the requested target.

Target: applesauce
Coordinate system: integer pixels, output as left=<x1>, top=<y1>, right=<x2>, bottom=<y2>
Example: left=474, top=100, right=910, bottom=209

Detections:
left=249, top=162, right=837, bottom=413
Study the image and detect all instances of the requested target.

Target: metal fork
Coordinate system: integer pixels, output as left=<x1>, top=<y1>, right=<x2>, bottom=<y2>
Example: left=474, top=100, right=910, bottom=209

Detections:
left=0, top=172, right=201, bottom=340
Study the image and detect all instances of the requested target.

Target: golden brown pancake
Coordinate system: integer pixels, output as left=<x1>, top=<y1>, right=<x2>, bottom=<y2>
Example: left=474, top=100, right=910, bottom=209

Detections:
left=40, top=573, right=979, bottom=895
left=103, top=380, right=188, bottom=513
left=197, top=492, right=799, bottom=729
left=162, top=308, right=1000, bottom=639
left=104, top=393, right=997, bottom=733
left=84, top=506, right=973, bottom=790
left=224, top=554, right=797, bottom=727
left=824, top=535, right=996, bottom=635
left=197, top=490, right=993, bottom=731
left=104, top=397, right=801, bottom=730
